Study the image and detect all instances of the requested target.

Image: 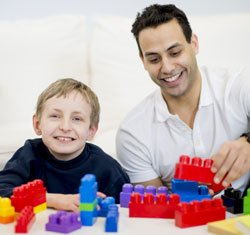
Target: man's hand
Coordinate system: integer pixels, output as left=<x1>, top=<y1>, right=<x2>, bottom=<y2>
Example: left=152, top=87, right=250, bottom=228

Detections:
left=211, top=137, right=250, bottom=187
left=47, top=192, right=106, bottom=214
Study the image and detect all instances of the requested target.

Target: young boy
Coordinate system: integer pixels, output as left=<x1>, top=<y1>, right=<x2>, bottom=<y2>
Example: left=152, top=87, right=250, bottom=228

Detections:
left=0, top=78, right=130, bottom=213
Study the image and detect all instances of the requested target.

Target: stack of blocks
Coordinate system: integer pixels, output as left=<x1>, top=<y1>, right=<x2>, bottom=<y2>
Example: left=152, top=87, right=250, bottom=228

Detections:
left=221, top=187, right=243, bottom=214
left=172, top=179, right=211, bottom=202
left=10, top=179, right=46, bottom=214
left=15, top=206, right=36, bottom=233
left=120, top=183, right=168, bottom=208
left=45, top=211, right=81, bottom=233
left=174, top=155, right=226, bottom=192
left=97, top=196, right=115, bottom=217
left=243, top=188, right=250, bottom=215
left=129, top=192, right=180, bottom=218
left=79, top=174, right=98, bottom=226
left=175, top=198, right=226, bottom=228
left=0, top=197, right=15, bottom=224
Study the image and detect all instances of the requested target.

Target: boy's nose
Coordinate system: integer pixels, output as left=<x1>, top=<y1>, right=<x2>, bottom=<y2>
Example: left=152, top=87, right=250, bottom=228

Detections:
left=59, top=119, right=71, bottom=132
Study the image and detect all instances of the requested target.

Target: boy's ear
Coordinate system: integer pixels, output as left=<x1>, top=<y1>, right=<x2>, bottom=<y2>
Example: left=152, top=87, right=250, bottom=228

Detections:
left=87, top=124, right=98, bottom=141
left=33, top=114, right=42, bottom=135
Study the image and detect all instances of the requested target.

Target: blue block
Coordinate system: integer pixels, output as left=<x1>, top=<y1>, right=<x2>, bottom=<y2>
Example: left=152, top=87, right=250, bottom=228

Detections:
left=79, top=174, right=98, bottom=203
left=80, top=208, right=97, bottom=226
left=172, top=179, right=198, bottom=194
left=172, top=179, right=211, bottom=202
left=98, top=197, right=115, bottom=217
left=105, top=205, right=119, bottom=232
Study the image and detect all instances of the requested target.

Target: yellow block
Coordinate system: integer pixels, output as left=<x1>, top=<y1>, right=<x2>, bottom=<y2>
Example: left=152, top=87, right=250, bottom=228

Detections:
left=0, top=198, right=15, bottom=217
left=207, top=214, right=250, bottom=235
left=33, top=202, right=47, bottom=214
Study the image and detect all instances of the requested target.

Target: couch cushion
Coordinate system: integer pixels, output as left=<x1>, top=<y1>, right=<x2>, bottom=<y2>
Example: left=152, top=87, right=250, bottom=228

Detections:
left=0, top=15, right=88, bottom=158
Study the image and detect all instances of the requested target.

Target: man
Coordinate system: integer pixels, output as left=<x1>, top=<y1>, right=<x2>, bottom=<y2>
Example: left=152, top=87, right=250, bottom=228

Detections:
left=116, top=4, right=250, bottom=194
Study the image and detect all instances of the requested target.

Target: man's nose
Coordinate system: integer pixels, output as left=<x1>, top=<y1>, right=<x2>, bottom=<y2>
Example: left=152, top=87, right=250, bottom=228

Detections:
left=160, top=57, right=175, bottom=74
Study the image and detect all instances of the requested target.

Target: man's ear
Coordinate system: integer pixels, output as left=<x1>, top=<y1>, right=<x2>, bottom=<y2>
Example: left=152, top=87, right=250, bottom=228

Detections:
left=87, top=124, right=98, bottom=141
left=33, top=114, right=42, bottom=135
left=191, top=33, right=199, bottom=55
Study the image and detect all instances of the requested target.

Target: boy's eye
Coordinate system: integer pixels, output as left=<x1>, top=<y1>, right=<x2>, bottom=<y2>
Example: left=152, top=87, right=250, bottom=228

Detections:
left=50, top=114, right=59, bottom=118
left=73, top=117, right=82, bottom=121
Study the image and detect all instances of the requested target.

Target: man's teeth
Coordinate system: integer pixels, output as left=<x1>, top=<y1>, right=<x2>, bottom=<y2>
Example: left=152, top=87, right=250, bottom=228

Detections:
left=164, top=72, right=181, bottom=82
left=57, top=137, right=73, bottom=141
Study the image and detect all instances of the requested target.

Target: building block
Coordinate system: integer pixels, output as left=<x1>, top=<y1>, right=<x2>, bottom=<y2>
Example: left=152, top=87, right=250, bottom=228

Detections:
left=11, top=179, right=46, bottom=213
left=174, top=155, right=227, bottom=192
left=79, top=174, right=97, bottom=203
left=221, top=187, right=243, bottom=214
left=0, top=197, right=15, bottom=224
left=97, top=197, right=115, bottom=217
left=105, top=205, right=119, bottom=232
left=79, top=174, right=98, bottom=226
left=129, top=192, right=180, bottom=218
left=235, top=220, right=250, bottom=235
left=120, top=183, right=168, bottom=208
left=33, top=202, right=47, bottom=214
left=243, top=188, right=250, bottom=215
left=80, top=208, right=97, bottom=226
left=175, top=198, right=226, bottom=228
left=172, top=179, right=211, bottom=202
left=46, top=210, right=81, bottom=234
left=207, top=214, right=250, bottom=235
left=15, top=206, right=36, bottom=233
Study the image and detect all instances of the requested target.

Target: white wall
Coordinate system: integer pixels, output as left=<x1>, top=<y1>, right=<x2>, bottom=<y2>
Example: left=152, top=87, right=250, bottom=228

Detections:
left=0, top=0, right=250, bottom=20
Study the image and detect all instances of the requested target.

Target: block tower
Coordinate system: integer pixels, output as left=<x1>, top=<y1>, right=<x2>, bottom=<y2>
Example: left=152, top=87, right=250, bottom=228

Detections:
left=0, top=197, right=15, bottom=224
left=79, top=174, right=98, bottom=226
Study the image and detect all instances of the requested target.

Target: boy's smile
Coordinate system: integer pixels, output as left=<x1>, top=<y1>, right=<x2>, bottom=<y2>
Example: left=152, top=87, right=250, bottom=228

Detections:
left=33, top=91, right=97, bottom=161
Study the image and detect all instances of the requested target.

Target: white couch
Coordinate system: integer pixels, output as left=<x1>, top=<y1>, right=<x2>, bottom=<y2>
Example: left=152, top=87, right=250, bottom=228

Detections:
left=0, top=13, right=250, bottom=169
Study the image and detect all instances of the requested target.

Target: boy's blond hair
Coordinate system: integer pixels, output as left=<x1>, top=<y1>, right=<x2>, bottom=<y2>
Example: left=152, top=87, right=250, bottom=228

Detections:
left=36, top=78, right=100, bottom=128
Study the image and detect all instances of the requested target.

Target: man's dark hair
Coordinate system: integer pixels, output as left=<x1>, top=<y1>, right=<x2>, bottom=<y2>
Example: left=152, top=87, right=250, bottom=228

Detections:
left=131, top=4, right=192, bottom=56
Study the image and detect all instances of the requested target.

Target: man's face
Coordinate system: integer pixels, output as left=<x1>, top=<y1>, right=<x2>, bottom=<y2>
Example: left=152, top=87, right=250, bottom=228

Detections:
left=33, top=91, right=97, bottom=161
left=138, top=19, right=199, bottom=99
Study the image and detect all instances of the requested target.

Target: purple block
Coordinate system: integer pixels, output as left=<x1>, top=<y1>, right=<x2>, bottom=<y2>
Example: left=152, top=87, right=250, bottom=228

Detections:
left=146, top=185, right=156, bottom=195
left=134, top=184, right=144, bottom=195
left=120, top=184, right=133, bottom=207
left=46, top=211, right=82, bottom=234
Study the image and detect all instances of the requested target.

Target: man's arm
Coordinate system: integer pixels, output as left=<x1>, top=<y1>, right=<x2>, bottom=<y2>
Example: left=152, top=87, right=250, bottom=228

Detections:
left=132, top=177, right=163, bottom=188
left=211, top=136, right=250, bottom=187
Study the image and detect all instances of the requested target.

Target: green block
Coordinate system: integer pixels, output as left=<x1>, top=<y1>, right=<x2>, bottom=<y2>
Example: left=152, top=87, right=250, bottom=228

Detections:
left=243, top=189, right=250, bottom=215
left=80, top=198, right=97, bottom=211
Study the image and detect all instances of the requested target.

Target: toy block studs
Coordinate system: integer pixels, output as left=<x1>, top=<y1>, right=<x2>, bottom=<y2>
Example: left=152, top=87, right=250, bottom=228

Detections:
left=174, top=155, right=226, bottom=192
left=221, top=187, right=243, bottom=214
left=129, top=192, right=180, bottom=218
left=0, top=197, right=15, bottom=224
left=175, top=198, right=226, bottom=228
left=15, top=206, right=36, bottom=233
left=45, top=211, right=81, bottom=233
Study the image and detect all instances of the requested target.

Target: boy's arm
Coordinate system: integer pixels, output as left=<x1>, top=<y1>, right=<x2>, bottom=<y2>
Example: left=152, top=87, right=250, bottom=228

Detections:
left=47, top=192, right=106, bottom=214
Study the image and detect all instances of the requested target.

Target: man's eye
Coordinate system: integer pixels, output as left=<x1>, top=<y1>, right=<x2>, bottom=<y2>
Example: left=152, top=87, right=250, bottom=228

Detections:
left=149, top=58, right=159, bottom=63
left=170, top=51, right=181, bottom=57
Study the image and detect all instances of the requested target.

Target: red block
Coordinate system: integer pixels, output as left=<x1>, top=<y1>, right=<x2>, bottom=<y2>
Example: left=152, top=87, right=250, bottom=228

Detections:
left=129, top=192, right=180, bottom=218
left=174, top=155, right=226, bottom=192
left=175, top=198, right=226, bottom=228
left=11, top=179, right=46, bottom=212
left=15, top=206, right=36, bottom=233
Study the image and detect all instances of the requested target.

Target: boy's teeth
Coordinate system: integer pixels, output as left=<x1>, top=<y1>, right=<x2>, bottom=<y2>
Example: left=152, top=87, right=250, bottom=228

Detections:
left=57, top=137, right=72, bottom=141
left=164, top=72, right=181, bottom=82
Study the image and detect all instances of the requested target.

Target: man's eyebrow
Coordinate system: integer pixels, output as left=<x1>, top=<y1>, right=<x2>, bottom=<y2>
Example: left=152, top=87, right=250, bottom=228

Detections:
left=144, top=43, right=183, bottom=57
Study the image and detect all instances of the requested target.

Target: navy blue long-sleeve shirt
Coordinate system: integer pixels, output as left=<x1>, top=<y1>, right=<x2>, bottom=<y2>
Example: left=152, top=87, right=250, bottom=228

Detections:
left=0, top=138, right=130, bottom=203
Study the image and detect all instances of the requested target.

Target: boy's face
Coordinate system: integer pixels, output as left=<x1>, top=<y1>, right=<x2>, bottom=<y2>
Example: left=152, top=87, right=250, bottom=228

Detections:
left=138, top=19, right=199, bottom=99
left=33, top=91, right=97, bottom=161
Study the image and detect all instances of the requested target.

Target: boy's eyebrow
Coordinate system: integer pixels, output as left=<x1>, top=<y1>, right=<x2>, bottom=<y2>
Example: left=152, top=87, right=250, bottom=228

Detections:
left=144, top=42, right=183, bottom=57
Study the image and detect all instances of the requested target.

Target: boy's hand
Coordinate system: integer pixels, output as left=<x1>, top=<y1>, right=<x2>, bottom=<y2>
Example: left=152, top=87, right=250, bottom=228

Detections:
left=47, top=192, right=106, bottom=214
left=211, top=137, right=250, bottom=187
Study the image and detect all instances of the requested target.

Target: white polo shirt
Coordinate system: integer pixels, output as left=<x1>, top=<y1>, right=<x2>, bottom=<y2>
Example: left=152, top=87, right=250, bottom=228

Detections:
left=116, top=66, right=250, bottom=192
